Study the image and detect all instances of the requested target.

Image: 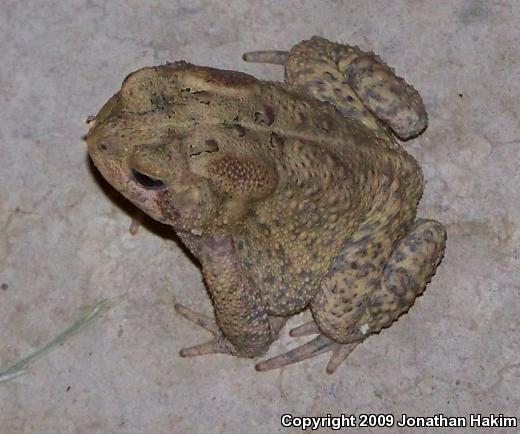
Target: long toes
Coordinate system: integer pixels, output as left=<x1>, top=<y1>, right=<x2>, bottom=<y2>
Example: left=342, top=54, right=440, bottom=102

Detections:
left=269, top=316, right=289, bottom=337
left=255, top=335, right=333, bottom=371
left=326, top=343, right=358, bottom=374
left=242, top=50, right=289, bottom=65
left=289, top=321, right=320, bottom=337
left=174, top=303, right=219, bottom=334
left=179, top=339, right=229, bottom=357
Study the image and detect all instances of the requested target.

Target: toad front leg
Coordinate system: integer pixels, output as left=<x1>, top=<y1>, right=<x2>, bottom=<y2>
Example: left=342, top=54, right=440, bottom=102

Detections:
left=176, top=234, right=283, bottom=359
left=256, top=219, right=446, bottom=373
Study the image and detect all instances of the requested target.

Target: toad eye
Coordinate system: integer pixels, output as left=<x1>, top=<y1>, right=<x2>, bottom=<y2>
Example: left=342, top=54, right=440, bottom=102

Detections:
left=131, top=169, right=166, bottom=190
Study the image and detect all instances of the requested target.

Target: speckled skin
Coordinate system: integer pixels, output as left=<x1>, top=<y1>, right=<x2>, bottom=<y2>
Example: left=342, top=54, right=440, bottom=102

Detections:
left=86, top=36, right=446, bottom=373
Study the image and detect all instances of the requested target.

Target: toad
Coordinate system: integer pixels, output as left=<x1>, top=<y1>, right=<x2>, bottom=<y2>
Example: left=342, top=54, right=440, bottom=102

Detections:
left=86, top=36, right=446, bottom=373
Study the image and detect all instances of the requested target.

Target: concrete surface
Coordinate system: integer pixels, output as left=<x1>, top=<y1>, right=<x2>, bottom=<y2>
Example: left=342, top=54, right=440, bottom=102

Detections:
left=1, top=1, right=519, bottom=433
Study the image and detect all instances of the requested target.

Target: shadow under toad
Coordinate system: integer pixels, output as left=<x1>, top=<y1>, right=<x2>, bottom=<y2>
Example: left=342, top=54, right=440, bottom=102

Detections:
left=86, top=154, right=199, bottom=270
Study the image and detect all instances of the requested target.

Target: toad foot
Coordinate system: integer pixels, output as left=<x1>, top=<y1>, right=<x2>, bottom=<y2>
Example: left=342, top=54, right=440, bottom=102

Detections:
left=174, top=303, right=232, bottom=356
left=255, top=333, right=359, bottom=374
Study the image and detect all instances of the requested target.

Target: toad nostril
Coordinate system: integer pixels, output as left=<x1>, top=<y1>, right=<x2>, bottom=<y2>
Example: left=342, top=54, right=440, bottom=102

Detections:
left=131, top=169, right=166, bottom=190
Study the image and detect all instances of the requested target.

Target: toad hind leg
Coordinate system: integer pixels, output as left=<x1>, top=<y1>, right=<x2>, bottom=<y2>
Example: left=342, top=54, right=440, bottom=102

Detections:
left=290, top=36, right=428, bottom=139
left=256, top=219, right=446, bottom=374
left=255, top=334, right=359, bottom=374
left=244, top=36, right=428, bottom=140
left=242, top=50, right=289, bottom=65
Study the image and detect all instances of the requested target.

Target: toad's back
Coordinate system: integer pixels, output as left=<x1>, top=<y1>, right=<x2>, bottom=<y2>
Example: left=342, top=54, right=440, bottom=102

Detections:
left=133, top=65, right=423, bottom=316
left=136, top=64, right=422, bottom=314
left=104, top=62, right=424, bottom=316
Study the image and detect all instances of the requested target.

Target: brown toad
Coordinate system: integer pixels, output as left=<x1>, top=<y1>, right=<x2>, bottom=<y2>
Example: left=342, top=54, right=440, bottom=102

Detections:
left=86, top=36, right=446, bottom=373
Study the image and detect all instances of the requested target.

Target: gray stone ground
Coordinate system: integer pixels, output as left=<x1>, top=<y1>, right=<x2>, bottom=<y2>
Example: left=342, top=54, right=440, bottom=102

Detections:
left=1, top=1, right=519, bottom=433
